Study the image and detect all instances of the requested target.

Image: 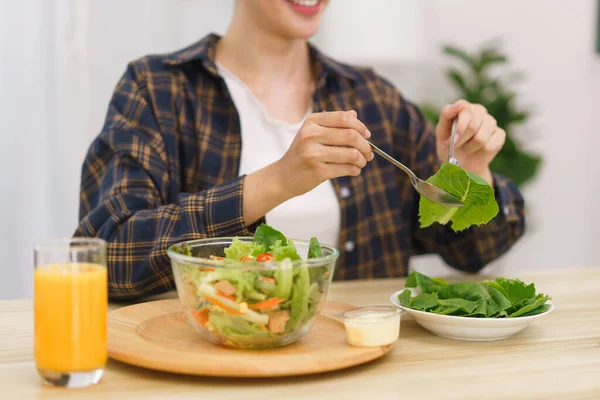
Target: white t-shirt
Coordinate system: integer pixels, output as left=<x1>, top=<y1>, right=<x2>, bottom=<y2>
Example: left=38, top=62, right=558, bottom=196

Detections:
left=217, top=63, right=341, bottom=248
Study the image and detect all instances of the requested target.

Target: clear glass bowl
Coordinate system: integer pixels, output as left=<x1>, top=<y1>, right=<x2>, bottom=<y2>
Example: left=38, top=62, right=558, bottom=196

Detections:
left=168, top=237, right=339, bottom=349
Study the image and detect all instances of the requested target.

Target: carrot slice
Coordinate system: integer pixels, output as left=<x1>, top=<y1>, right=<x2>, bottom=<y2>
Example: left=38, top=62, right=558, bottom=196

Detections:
left=216, top=291, right=237, bottom=302
left=260, top=324, right=267, bottom=332
left=191, top=308, right=210, bottom=327
left=260, top=277, right=276, bottom=284
left=248, top=297, right=286, bottom=312
left=200, top=268, right=215, bottom=272
left=205, top=296, right=243, bottom=315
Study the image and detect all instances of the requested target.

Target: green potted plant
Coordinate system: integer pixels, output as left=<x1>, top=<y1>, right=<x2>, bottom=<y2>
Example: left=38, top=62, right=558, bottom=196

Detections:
left=421, top=43, right=542, bottom=187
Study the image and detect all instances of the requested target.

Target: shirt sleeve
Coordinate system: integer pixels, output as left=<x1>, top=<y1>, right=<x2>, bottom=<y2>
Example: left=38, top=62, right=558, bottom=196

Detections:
left=75, top=63, right=261, bottom=300
left=394, top=94, right=526, bottom=272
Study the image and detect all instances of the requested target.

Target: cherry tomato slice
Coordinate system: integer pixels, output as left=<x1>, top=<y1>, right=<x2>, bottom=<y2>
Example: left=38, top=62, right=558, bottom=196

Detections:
left=256, top=253, right=275, bottom=262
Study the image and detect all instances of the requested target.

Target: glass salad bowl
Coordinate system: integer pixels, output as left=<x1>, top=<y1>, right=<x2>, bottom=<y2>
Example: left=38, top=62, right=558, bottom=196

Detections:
left=168, top=237, right=339, bottom=349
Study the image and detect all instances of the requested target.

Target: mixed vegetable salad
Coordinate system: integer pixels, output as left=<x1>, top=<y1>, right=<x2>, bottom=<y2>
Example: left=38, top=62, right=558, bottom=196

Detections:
left=171, top=224, right=333, bottom=347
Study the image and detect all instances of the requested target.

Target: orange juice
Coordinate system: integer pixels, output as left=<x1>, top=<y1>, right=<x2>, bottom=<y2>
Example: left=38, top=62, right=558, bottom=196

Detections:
left=34, top=263, right=107, bottom=372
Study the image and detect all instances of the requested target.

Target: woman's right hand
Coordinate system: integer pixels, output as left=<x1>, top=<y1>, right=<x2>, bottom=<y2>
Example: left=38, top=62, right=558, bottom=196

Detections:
left=275, top=110, right=374, bottom=197
left=243, top=110, right=373, bottom=225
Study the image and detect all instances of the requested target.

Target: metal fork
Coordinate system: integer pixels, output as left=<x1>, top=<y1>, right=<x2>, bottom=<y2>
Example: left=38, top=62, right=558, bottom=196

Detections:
left=367, top=141, right=463, bottom=208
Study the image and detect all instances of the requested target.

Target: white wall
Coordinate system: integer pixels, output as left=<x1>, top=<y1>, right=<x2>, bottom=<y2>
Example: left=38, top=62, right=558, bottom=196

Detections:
left=1, top=0, right=598, bottom=299
left=0, top=0, right=234, bottom=300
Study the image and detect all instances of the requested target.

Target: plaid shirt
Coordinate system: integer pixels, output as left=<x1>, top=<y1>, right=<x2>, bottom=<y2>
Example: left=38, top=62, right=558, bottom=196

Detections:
left=76, top=34, right=525, bottom=300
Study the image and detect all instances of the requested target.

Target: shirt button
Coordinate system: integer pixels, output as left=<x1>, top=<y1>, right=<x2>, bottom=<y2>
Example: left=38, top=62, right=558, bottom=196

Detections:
left=344, top=240, right=355, bottom=252
left=340, top=186, right=351, bottom=199
left=503, top=206, right=510, bottom=216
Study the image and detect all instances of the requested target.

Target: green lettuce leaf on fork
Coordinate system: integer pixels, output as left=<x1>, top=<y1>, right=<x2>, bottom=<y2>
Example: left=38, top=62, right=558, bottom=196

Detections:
left=419, top=163, right=499, bottom=232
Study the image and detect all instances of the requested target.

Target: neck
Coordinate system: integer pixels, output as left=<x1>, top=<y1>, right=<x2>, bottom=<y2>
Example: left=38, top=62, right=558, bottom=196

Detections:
left=216, top=13, right=312, bottom=86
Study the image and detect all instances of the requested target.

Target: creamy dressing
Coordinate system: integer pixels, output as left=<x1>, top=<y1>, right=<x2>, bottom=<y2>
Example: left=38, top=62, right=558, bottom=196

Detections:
left=343, top=308, right=401, bottom=347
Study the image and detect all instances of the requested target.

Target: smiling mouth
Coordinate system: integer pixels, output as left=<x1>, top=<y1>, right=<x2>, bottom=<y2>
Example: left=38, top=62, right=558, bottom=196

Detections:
left=286, top=0, right=321, bottom=6
left=284, top=0, right=323, bottom=15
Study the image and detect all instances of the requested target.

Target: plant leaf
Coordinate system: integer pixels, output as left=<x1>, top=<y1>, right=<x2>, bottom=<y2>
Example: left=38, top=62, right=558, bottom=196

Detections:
left=419, top=163, right=499, bottom=231
left=494, top=278, right=536, bottom=305
left=439, top=282, right=510, bottom=317
left=405, top=272, right=416, bottom=288
left=514, top=303, right=551, bottom=317
left=307, top=237, right=323, bottom=259
left=409, top=293, right=439, bottom=311
left=405, top=271, right=446, bottom=293
left=430, top=298, right=478, bottom=315
left=508, top=294, right=551, bottom=318
left=447, top=69, right=468, bottom=92
left=482, top=284, right=512, bottom=316
left=253, top=223, right=287, bottom=250
left=398, top=289, right=412, bottom=307
left=479, top=48, right=508, bottom=67
left=432, top=277, right=449, bottom=287
left=269, top=240, right=301, bottom=261
left=443, top=45, right=477, bottom=70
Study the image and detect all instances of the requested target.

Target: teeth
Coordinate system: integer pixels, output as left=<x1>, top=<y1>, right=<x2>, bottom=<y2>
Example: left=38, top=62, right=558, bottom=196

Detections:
left=288, top=0, right=320, bottom=7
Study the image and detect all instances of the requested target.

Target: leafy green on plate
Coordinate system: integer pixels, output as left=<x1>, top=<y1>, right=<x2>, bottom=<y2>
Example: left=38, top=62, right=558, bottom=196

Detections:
left=398, top=271, right=551, bottom=318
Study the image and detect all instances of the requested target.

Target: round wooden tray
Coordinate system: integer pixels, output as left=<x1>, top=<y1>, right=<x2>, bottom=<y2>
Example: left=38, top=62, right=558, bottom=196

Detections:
left=107, top=299, right=393, bottom=378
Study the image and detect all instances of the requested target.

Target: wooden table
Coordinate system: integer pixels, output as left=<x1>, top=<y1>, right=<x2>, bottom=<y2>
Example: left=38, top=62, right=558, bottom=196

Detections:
left=1, top=267, right=599, bottom=399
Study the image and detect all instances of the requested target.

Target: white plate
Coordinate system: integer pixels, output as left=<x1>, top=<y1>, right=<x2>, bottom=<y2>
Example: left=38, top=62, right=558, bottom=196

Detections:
left=390, top=288, right=554, bottom=341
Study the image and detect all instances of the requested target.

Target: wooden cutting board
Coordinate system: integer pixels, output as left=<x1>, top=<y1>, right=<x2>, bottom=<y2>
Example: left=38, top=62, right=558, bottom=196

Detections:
left=107, top=299, right=393, bottom=378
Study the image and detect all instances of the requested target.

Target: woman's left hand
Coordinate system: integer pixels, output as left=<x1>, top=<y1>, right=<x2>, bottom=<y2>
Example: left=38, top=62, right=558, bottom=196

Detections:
left=435, top=99, right=506, bottom=186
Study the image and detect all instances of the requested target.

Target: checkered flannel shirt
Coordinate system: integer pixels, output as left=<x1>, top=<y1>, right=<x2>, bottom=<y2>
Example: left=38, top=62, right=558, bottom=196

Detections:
left=76, top=34, right=525, bottom=300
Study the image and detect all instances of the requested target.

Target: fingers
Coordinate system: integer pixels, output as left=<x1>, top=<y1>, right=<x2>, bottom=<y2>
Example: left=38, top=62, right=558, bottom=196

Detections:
left=317, top=126, right=374, bottom=161
left=308, top=110, right=371, bottom=139
left=315, top=145, right=369, bottom=168
left=434, top=99, right=505, bottom=178
left=436, top=100, right=467, bottom=141
left=323, top=163, right=362, bottom=179
left=461, top=115, right=497, bottom=154
left=455, top=104, right=487, bottom=147
left=481, top=128, right=506, bottom=154
left=295, top=110, right=376, bottom=180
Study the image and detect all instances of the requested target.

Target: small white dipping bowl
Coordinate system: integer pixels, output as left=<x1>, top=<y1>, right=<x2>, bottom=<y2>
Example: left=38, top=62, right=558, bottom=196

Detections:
left=390, top=288, right=554, bottom=341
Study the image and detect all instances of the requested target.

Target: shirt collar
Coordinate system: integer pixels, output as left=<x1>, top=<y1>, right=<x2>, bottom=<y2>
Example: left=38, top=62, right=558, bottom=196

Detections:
left=163, top=33, right=359, bottom=86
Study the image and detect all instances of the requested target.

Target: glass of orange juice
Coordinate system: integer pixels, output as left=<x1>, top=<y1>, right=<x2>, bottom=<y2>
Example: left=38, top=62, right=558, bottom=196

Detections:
left=34, top=238, right=108, bottom=388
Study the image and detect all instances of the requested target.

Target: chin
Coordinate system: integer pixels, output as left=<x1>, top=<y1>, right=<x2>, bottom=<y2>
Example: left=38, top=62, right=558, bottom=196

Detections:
left=277, top=0, right=329, bottom=39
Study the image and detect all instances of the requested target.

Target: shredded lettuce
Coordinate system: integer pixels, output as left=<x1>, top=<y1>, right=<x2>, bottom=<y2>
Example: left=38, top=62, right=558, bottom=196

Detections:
left=223, top=237, right=265, bottom=260
left=270, top=239, right=301, bottom=261
left=286, top=265, right=311, bottom=332
left=270, top=258, right=294, bottom=299
left=308, top=237, right=323, bottom=259
left=197, top=268, right=261, bottom=301
left=208, top=309, right=269, bottom=338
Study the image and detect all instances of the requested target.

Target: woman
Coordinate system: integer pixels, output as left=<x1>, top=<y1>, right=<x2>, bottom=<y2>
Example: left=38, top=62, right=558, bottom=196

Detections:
left=77, top=0, right=524, bottom=299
